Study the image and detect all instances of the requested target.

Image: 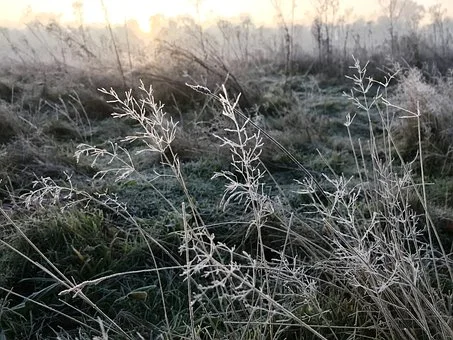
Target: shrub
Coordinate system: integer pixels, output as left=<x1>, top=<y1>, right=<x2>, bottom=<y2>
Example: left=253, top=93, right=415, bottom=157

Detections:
left=392, top=67, right=453, bottom=174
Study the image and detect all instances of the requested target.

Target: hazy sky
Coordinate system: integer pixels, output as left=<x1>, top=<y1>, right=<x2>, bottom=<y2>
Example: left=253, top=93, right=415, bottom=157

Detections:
left=0, top=0, right=452, bottom=31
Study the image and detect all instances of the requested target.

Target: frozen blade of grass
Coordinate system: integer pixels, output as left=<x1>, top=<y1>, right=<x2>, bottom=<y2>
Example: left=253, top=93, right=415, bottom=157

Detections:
left=210, top=86, right=268, bottom=215
left=0, top=209, right=133, bottom=339
left=0, top=287, right=101, bottom=336
left=58, top=267, right=180, bottom=297
left=99, top=81, right=178, bottom=153
left=195, top=84, right=337, bottom=215
left=75, top=142, right=135, bottom=181
left=20, top=174, right=85, bottom=210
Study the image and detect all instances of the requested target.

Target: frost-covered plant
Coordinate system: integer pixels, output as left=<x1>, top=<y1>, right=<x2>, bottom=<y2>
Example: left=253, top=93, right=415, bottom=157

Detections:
left=393, top=67, right=453, bottom=158
left=179, top=84, right=325, bottom=339
left=309, top=57, right=453, bottom=339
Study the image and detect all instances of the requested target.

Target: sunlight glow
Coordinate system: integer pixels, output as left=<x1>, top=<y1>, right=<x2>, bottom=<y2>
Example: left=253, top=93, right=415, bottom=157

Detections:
left=1, top=0, right=452, bottom=32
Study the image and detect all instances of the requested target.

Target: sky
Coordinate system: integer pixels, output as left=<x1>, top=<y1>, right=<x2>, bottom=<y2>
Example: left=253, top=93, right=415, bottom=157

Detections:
left=0, top=0, right=452, bottom=32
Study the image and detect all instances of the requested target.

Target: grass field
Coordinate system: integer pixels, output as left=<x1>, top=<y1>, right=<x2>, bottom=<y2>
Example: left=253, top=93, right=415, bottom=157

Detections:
left=1, top=9, right=453, bottom=339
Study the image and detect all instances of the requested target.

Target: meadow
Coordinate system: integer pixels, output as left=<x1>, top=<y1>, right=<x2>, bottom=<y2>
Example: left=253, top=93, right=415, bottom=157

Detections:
left=1, top=2, right=453, bottom=339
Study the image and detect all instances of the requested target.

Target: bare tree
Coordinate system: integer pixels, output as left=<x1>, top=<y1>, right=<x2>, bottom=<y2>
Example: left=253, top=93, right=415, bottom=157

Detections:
left=429, top=3, right=448, bottom=56
left=100, top=0, right=126, bottom=87
left=398, top=1, right=425, bottom=66
left=379, top=0, right=408, bottom=56
left=191, top=0, right=208, bottom=59
left=311, top=17, right=323, bottom=62
left=403, top=1, right=424, bottom=34
left=270, top=0, right=297, bottom=82
left=310, top=0, right=339, bottom=65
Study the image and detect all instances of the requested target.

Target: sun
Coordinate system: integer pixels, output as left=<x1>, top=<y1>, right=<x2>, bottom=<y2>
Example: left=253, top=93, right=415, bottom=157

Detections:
left=81, top=0, right=199, bottom=33
left=132, top=13, right=154, bottom=33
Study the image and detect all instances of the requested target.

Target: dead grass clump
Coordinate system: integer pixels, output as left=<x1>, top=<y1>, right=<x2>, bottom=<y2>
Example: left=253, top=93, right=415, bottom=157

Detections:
left=129, top=66, right=200, bottom=110
left=69, top=88, right=114, bottom=120
left=0, top=137, right=80, bottom=198
left=0, top=81, right=22, bottom=103
left=393, top=68, right=453, bottom=169
left=2, top=63, right=115, bottom=121
left=386, top=68, right=453, bottom=174
left=0, top=82, right=13, bottom=102
left=43, top=119, right=83, bottom=142
left=253, top=78, right=293, bottom=117
left=0, top=104, right=22, bottom=144
left=165, top=128, right=208, bottom=162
